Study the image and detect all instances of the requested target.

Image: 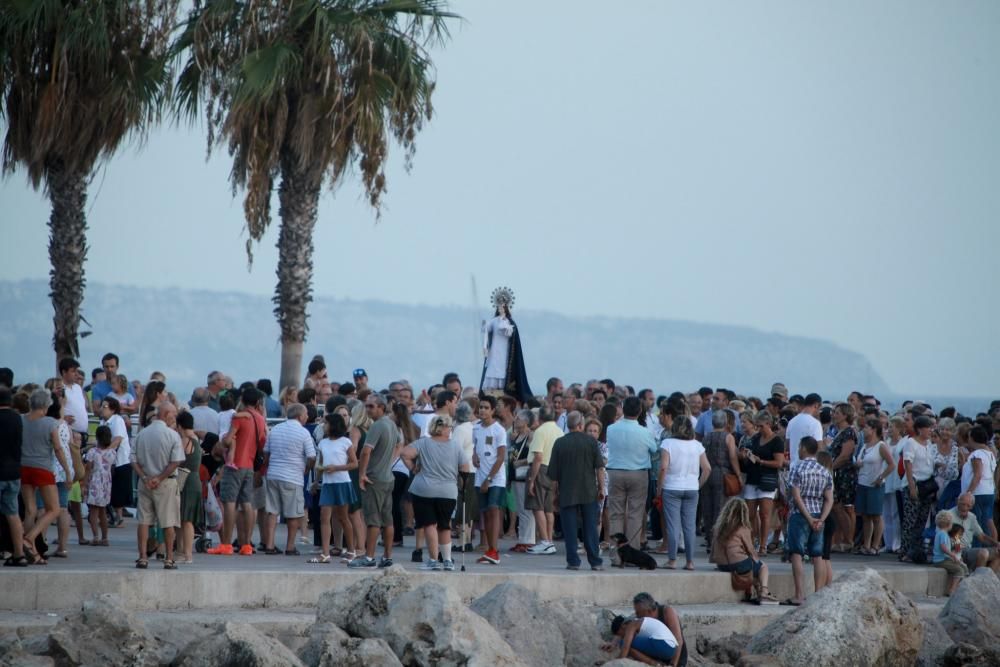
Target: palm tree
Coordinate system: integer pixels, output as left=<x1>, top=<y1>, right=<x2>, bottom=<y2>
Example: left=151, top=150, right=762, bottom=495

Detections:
left=174, top=0, right=455, bottom=389
left=0, top=1, right=179, bottom=365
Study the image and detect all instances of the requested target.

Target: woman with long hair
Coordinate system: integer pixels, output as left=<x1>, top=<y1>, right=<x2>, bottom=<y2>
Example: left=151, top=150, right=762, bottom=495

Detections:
left=101, top=396, right=132, bottom=528
left=174, top=411, right=203, bottom=564
left=882, top=416, right=907, bottom=554
left=345, top=402, right=372, bottom=560
left=711, top=497, right=777, bottom=603
left=390, top=401, right=420, bottom=556
left=138, top=380, right=166, bottom=430
left=311, top=413, right=359, bottom=563
left=827, top=403, right=859, bottom=553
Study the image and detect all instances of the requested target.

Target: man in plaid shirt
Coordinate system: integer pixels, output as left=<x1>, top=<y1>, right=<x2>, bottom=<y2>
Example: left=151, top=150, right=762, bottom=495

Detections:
left=785, top=436, right=833, bottom=606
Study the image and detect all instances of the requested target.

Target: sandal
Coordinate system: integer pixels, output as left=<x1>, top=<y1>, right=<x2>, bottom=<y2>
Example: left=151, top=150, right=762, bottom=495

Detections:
left=23, top=544, right=47, bottom=566
left=263, top=547, right=282, bottom=555
left=163, top=560, right=177, bottom=570
left=4, top=555, right=30, bottom=567
left=52, top=550, right=69, bottom=558
left=330, top=547, right=342, bottom=557
left=308, top=554, right=332, bottom=564
left=340, top=550, right=357, bottom=563
left=78, top=539, right=91, bottom=546
left=758, top=587, right=779, bottom=604
left=284, top=549, right=301, bottom=557
left=135, top=559, right=148, bottom=569
left=96, top=539, right=110, bottom=547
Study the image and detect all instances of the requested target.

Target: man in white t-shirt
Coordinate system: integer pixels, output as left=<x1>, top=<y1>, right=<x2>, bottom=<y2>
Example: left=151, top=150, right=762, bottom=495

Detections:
left=472, top=396, right=506, bottom=565
left=59, top=358, right=90, bottom=446
left=785, top=393, right=823, bottom=467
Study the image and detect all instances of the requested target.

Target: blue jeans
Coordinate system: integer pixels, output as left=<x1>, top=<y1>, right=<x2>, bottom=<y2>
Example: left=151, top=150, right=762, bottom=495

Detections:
left=561, top=502, right=603, bottom=568
left=631, top=635, right=676, bottom=662
left=787, top=512, right=824, bottom=557
left=663, top=489, right=698, bottom=563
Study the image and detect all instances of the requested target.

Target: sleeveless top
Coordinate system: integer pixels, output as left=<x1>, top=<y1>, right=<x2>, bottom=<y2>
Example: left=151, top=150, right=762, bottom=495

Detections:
left=703, top=431, right=732, bottom=480
left=932, top=444, right=960, bottom=482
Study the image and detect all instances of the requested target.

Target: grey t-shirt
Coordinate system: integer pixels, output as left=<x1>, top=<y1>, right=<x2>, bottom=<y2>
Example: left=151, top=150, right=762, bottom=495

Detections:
left=364, top=416, right=398, bottom=484
left=131, top=420, right=185, bottom=476
left=188, top=405, right=219, bottom=435
left=21, top=415, right=59, bottom=472
left=407, top=437, right=464, bottom=500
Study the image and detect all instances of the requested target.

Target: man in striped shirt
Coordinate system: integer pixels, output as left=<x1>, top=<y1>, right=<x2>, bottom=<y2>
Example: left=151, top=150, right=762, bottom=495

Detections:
left=261, top=403, right=316, bottom=556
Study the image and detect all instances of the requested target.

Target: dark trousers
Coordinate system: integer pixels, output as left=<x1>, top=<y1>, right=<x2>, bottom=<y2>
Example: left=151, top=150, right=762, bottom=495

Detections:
left=561, top=502, right=603, bottom=568
left=392, top=472, right=409, bottom=544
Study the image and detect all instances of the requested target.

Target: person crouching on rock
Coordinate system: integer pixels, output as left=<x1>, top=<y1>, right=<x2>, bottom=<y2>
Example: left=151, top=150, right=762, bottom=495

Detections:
left=632, top=592, right=686, bottom=667
left=607, top=614, right=679, bottom=666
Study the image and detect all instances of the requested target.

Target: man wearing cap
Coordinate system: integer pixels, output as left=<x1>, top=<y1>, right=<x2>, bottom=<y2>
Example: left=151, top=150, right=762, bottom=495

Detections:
left=353, top=369, right=368, bottom=392
left=949, top=494, right=1000, bottom=573
left=770, top=383, right=789, bottom=403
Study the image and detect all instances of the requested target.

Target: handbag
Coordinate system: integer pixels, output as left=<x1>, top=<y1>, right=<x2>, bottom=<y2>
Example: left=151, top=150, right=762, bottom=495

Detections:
left=512, top=436, right=531, bottom=481
left=176, top=467, right=190, bottom=493
left=916, top=477, right=938, bottom=502
left=724, top=472, right=742, bottom=497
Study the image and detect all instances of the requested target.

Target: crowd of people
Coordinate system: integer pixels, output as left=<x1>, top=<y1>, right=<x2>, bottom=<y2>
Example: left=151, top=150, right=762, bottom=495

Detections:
left=1, top=356, right=998, bottom=609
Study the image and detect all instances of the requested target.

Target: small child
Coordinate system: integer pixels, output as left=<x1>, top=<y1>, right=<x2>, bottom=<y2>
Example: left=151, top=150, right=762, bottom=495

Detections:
left=932, top=511, right=968, bottom=595
left=110, top=374, right=135, bottom=410
left=217, top=393, right=237, bottom=469
left=84, top=425, right=118, bottom=546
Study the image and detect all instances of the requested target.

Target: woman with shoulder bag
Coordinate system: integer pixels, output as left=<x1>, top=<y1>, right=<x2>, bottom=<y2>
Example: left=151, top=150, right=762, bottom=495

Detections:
left=900, top=416, right=937, bottom=562
left=741, top=412, right=784, bottom=557
left=711, top=498, right=778, bottom=603
left=508, top=409, right=536, bottom=553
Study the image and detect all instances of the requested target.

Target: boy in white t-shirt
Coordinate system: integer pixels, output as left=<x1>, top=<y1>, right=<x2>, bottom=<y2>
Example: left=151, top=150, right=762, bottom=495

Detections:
left=472, top=396, right=506, bottom=565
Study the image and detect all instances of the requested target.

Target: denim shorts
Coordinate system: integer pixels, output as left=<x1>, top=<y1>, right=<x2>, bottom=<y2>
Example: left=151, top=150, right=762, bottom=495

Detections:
left=478, top=485, right=506, bottom=509
left=787, top=512, right=824, bottom=557
left=973, top=494, right=995, bottom=523
left=716, top=557, right=762, bottom=577
left=631, top=635, right=676, bottom=662
left=0, top=479, right=20, bottom=515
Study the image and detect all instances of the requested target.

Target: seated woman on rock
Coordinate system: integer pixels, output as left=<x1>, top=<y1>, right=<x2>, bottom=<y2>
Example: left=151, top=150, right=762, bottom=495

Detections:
left=608, top=614, right=679, bottom=666
left=710, top=497, right=779, bottom=604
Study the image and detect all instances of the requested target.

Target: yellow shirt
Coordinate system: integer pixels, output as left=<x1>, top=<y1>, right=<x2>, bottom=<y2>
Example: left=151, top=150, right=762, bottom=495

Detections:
left=528, top=421, right=563, bottom=467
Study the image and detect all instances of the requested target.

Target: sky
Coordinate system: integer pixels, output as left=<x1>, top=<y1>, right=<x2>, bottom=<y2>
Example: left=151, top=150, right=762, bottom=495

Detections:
left=1, top=1, right=998, bottom=397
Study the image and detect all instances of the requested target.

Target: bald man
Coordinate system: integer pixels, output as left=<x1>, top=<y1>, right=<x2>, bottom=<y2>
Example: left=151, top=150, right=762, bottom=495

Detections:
left=131, top=403, right=185, bottom=569
left=949, top=493, right=1000, bottom=573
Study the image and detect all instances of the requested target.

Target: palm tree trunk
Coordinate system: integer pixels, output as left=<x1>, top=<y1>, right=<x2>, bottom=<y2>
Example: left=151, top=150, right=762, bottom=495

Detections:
left=46, top=159, right=89, bottom=368
left=274, top=156, right=322, bottom=390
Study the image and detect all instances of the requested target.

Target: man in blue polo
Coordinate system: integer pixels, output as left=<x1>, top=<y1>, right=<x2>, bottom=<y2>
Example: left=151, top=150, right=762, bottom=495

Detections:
left=606, top=396, right=658, bottom=550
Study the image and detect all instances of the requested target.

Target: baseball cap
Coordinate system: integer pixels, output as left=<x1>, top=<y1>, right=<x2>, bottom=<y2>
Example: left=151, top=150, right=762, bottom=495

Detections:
left=770, top=383, right=788, bottom=400
left=353, top=368, right=367, bottom=378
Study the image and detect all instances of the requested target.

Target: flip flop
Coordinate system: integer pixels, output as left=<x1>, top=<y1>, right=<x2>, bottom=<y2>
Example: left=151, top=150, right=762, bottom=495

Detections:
left=780, top=598, right=801, bottom=606
left=51, top=551, right=69, bottom=558
left=135, top=559, right=148, bottom=569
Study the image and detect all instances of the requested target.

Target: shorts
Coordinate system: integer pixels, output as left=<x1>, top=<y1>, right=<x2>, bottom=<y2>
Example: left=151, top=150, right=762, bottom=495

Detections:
left=716, top=557, right=763, bottom=577
left=361, top=479, right=394, bottom=528
left=630, top=636, right=676, bottom=662
left=973, top=494, right=995, bottom=523
left=0, top=479, right=20, bottom=515
left=479, top=485, right=506, bottom=510
left=855, top=484, right=883, bottom=516
left=961, top=547, right=987, bottom=569
left=934, top=559, right=968, bottom=578
left=136, top=478, right=180, bottom=528
left=265, top=479, right=305, bottom=518
left=36, top=482, right=69, bottom=509
left=411, top=494, right=457, bottom=531
left=253, top=481, right=267, bottom=511
left=320, top=482, right=358, bottom=507
left=524, top=466, right=555, bottom=512
left=787, top=512, right=824, bottom=558
left=219, top=467, right=254, bottom=505
left=20, top=466, right=55, bottom=487
left=743, top=484, right=777, bottom=501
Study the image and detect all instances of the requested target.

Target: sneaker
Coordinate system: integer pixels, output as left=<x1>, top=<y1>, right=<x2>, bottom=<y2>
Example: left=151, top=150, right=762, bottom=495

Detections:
left=411, top=548, right=423, bottom=563
left=206, top=543, right=233, bottom=555
left=442, top=559, right=455, bottom=571
left=432, top=559, right=443, bottom=571
left=238, top=544, right=254, bottom=556
left=527, top=542, right=551, bottom=555
left=378, top=557, right=393, bottom=568
left=348, top=556, right=377, bottom=568
left=483, top=549, right=500, bottom=564
left=420, top=559, right=438, bottom=571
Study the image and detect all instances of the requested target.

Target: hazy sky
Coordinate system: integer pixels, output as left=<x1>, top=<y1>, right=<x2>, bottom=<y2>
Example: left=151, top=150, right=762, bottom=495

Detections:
left=2, top=1, right=998, bottom=397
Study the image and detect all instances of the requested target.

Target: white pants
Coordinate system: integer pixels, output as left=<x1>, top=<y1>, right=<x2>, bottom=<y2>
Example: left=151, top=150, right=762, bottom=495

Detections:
left=882, top=492, right=900, bottom=552
left=512, top=481, right=536, bottom=545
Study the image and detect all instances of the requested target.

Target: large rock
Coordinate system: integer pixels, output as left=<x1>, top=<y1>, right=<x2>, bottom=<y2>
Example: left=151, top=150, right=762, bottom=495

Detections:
left=312, top=637, right=402, bottom=667
left=545, top=598, right=615, bottom=667
left=941, top=642, right=1000, bottom=667
left=315, top=567, right=413, bottom=638
left=0, top=636, right=54, bottom=667
left=470, top=582, right=564, bottom=667
left=601, top=660, right=646, bottom=667
left=695, top=634, right=751, bottom=665
left=298, top=623, right=352, bottom=667
left=172, top=622, right=305, bottom=667
left=746, top=568, right=922, bottom=667
left=938, top=567, right=1000, bottom=646
left=378, top=582, right=526, bottom=667
left=915, top=617, right=954, bottom=667
left=45, top=594, right=165, bottom=666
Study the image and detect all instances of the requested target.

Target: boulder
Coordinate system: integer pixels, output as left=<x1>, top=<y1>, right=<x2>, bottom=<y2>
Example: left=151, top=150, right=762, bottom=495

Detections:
left=470, top=582, right=564, bottom=667
left=0, top=636, right=54, bottom=667
left=172, top=622, right=305, bottom=667
left=45, top=594, right=165, bottom=667
left=941, top=642, right=1000, bottom=667
left=695, top=634, right=751, bottom=665
left=378, top=582, right=526, bottom=666
left=601, top=660, right=646, bottom=667
left=544, top=598, right=614, bottom=667
left=915, top=617, right=954, bottom=667
left=746, top=568, right=922, bottom=667
left=938, top=567, right=1000, bottom=646
left=312, top=637, right=402, bottom=667
left=734, top=656, right=784, bottom=667
left=298, top=623, right=351, bottom=667
left=315, top=567, right=413, bottom=638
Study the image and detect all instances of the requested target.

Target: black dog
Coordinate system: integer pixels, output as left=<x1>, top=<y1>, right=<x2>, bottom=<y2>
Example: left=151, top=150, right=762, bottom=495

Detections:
left=610, top=533, right=657, bottom=570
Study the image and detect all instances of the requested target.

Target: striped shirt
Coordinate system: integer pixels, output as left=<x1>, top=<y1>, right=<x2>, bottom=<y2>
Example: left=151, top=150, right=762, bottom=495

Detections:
left=789, top=457, right=832, bottom=516
left=264, top=419, right=316, bottom=485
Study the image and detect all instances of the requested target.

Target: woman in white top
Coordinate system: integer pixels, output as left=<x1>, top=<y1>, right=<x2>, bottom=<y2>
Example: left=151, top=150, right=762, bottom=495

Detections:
left=657, top=417, right=711, bottom=570
left=452, top=401, right=477, bottom=552
left=882, top=416, right=907, bottom=554
left=310, top=413, right=358, bottom=564
left=45, top=400, right=75, bottom=558
left=900, top=416, right=936, bottom=562
left=961, top=426, right=998, bottom=541
left=853, top=419, right=893, bottom=555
